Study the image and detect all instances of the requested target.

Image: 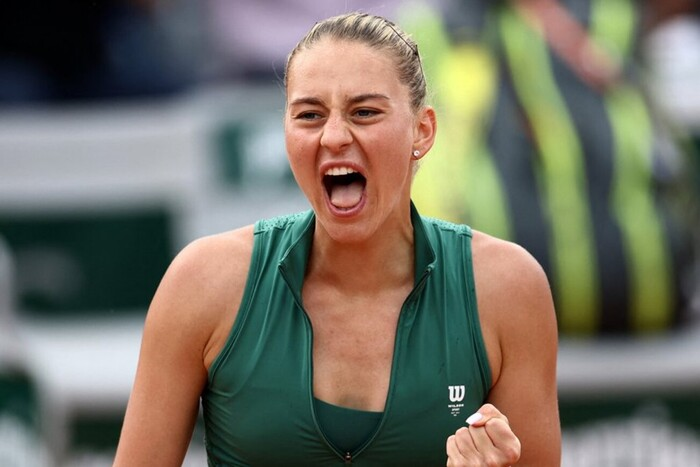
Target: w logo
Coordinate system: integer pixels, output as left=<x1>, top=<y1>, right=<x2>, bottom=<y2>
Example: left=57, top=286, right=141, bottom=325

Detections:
left=448, top=385, right=465, bottom=403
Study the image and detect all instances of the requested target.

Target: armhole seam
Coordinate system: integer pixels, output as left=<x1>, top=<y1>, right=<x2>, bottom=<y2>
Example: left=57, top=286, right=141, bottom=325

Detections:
left=207, top=226, right=262, bottom=383
left=463, top=230, right=493, bottom=395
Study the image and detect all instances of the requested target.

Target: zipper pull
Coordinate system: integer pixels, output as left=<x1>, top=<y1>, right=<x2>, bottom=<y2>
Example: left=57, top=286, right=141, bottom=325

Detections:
left=344, top=452, right=352, bottom=464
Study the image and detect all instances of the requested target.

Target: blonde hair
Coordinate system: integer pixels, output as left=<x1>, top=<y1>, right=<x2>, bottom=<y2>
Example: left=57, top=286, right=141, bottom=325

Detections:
left=284, top=12, right=427, bottom=111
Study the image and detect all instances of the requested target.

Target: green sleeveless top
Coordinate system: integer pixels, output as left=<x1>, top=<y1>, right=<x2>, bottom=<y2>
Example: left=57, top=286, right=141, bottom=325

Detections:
left=313, top=397, right=383, bottom=454
left=202, top=203, right=492, bottom=466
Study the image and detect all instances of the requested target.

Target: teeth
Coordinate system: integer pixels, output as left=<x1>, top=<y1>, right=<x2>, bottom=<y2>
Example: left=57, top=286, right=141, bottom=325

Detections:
left=325, top=167, right=357, bottom=176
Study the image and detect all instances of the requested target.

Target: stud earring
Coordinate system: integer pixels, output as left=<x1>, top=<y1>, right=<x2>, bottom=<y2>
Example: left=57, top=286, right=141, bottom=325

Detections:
left=412, top=150, right=420, bottom=159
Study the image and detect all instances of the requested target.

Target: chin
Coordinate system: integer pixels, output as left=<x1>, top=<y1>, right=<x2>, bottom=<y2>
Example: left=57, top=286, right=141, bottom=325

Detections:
left=315, top=214, right=375, bottom=245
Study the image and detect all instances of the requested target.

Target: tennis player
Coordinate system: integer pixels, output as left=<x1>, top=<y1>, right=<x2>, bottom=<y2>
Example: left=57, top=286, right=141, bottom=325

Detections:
left=114, top=12, right=560, bottom=466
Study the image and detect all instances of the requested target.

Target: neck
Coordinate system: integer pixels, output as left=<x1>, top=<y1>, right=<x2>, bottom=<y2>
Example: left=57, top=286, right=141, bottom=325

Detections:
left=307, top=216, right=415, bottom=294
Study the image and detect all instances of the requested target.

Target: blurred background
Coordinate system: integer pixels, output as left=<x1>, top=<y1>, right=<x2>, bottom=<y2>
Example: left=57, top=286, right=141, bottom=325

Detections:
left=0, top=0, right=699, bottom=465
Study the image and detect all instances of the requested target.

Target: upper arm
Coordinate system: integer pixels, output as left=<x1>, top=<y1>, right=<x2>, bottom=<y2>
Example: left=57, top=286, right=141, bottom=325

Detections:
left=114, top=226, right=254, bottom=466
left=473, top=233, right=561, bottom=466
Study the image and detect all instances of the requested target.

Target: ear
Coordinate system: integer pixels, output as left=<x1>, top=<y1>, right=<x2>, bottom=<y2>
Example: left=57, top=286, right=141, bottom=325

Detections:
left=412, top=106, right=437, bottom=159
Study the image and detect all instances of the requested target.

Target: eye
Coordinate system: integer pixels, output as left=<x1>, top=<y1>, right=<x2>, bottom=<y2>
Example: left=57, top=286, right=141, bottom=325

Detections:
left=354, top=108, right=378, bottom=118
left=295, top=111, right=323, bottom=121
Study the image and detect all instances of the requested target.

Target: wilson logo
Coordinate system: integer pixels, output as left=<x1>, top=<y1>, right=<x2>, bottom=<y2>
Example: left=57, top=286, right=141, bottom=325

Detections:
left=448, top=385, right=466, bottom=402
left=447, top=385, right=466, bottom=417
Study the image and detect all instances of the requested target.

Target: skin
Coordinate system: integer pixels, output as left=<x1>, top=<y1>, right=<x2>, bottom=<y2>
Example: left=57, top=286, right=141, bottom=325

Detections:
left=515, top=0, right=621, bottom=92
left=113, top=38, right=560, bottom=466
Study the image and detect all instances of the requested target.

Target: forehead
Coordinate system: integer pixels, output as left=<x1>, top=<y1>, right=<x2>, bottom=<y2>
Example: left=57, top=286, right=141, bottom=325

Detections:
left=286, top=39, right=406, bottom=100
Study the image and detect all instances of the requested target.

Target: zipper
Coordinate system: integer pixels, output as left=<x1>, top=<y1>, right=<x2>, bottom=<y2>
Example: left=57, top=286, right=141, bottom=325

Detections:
left=339, top=267, right=434, bottom=461
left=284, top=264, right=348, bottom=463
left=281, top=252, right=434, bottom=464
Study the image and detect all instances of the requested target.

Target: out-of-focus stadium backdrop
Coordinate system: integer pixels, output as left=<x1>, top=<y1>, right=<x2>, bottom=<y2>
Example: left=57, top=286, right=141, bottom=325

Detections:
left=1, top=1, right=700, bottom=466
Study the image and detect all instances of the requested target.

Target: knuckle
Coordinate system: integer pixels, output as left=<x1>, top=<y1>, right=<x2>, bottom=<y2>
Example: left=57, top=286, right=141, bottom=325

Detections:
left=504, top=441, right=522, bottom=463
left=484, top=417, right=509, bottom=433
left=501, top=413, right=509, bottom=425
left=481, top=403, right=496, bottom=414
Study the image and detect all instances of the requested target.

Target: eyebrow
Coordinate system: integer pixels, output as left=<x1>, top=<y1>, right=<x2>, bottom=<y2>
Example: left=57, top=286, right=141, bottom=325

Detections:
left=349, top=93, right=391, bottom=104
left=288, top=93, right=390, bottom=107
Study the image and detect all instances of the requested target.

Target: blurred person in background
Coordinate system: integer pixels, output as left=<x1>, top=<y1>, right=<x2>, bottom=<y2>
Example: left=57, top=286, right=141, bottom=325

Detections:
left=411, top=0, right=700, bottom=336
left=0, top=0, right=196, bottom=104
left=201, top=0, right=449, bottom=84
left=115, top=12, right=560, bottom=466
left=644, top=0, right=700, bottom=142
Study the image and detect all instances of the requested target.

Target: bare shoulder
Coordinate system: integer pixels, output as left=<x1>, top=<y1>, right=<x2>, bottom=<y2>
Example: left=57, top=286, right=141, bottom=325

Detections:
left=114, top=225, right=255, bottom=466
left=167, top=225, right=255, bottom=296
left=470, top=229, right=558, bottom=384
left=470, top=233, right=561, bottom=464
left=470, top=229, right=552, bottom=306
left=145, top=224, right=256, bottom=368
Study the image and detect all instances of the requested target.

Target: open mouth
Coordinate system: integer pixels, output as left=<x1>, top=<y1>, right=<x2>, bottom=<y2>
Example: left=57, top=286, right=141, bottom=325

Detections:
left=323, top=167, right=367, bottom=210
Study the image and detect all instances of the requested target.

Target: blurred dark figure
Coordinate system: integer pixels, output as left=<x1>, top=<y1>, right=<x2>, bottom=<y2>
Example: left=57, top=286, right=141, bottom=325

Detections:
left=412, top=0, right=700, bottom=335
left=0, top=0, right=195, bottom=104
left=646, top=0, right=699, bottom=29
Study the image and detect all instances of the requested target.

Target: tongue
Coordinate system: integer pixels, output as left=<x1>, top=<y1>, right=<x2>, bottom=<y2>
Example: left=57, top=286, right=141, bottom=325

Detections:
left=330, top=180, right=364, bottom=208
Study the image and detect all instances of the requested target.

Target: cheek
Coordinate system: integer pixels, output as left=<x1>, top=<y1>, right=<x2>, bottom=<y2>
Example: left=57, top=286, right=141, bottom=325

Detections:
left=376, top=138, right=415, bottom=186
left=285, top=129, right=304, bottom=160
left=285, top=133, right=315, bottom=182
left=373, top=128, right=413, bottom=167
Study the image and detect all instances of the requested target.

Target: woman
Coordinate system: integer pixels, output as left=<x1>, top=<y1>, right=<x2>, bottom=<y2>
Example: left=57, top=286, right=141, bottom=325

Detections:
left=114, top=12, right=560, bottom=466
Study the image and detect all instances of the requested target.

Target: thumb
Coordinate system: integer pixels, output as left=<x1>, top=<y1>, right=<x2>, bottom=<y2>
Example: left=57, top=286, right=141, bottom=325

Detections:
left=466, top=411, right=485, bottom=427
left=466, top=403, right=504, bottom=427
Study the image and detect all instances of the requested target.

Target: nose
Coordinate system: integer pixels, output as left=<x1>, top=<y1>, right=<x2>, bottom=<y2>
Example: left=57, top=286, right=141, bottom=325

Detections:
left=320, top=113, right=352, bottom=153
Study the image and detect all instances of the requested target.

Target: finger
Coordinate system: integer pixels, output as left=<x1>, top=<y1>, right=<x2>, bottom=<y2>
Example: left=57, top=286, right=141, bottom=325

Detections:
left=466, top=403, right=509, bottom=428
left=467, top=424, right=494, bottom=453
left=467, top=423, right=519, bottom=466
left=468, top=423, right=491, bottom=442
left=483, top=418, right=522, bottom=463
left=453, top=426, right=478, bottom=454
left=466, top=411, right=484, bottom=426
left=446, top=433, right=473, bottom=466
left=446, top=434, right=460, bottom=465
left=447, top=427, right=483, bottom=466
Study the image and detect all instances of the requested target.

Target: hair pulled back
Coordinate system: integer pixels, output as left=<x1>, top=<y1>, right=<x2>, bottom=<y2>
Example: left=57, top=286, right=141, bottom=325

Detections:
left=284, top=12, right=426, bottom=111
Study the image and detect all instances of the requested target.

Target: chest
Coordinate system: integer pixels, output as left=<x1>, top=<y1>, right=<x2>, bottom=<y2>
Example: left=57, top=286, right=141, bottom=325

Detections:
left=202, top=247, right=491, bottom=465
left=302, top=286, right=411, bottom=411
